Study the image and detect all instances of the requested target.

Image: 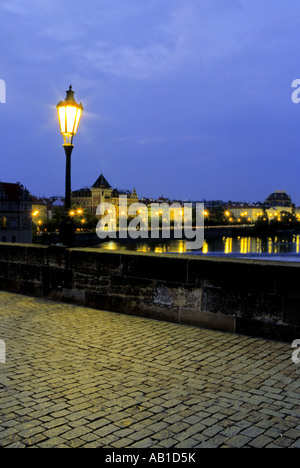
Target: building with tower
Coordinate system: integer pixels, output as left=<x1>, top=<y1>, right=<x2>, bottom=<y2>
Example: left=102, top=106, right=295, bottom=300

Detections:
left=72, top=174, right=139, bottom=216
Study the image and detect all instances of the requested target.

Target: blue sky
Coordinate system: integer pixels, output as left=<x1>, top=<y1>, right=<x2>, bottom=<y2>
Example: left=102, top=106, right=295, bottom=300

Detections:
left=1, top=0, right=300, bottom=204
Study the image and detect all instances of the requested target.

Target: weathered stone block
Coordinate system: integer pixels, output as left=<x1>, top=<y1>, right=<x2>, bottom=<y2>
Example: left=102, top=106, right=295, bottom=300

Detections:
left=85, top=291, right=129, bottom=314
left=70, top=249, right=121, bottom=275
left=127, top=299, right=179, bottom=323
left=18, top=281, right=43, bottom=297
left=201, top=285, right=240, bottom=316
left=0, top=244, right=28, bottom=263
left=275, top=266, right=300, bottom=297
left=235, top=317, right=300, bottom=342
left=41, top=267, right=73, bottom=295
left=153, top=283, right=201, bottom=310
left=62, top=288, right=85, bottom=305
left=8, top=262, right=41, bottom=283
left=260, top=293, right=283, bottom=320
left=283, top=297, right=300, bottom=325
left=0, top=260, right=9, bottom=278
left=110, top=275, right=153, bottom=300
left=179, top=308, right=235, bottom=333
left=120, top=253, right=189, bottom=283
left=46, top=245, right=70, bottom=269
left=72, top=271, right=111, bottom=292
left=188, top=257, right=277, bottom=295
left=26, top=245, right=48, bottom=266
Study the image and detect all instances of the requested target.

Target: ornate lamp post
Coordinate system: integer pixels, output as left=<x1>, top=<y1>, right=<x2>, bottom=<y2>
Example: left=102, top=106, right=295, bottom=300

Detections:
left=57, top=85, right=83, bottom=245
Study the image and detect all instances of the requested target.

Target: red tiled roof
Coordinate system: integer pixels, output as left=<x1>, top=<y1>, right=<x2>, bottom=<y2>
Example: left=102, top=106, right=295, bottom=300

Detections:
left=1, top=183, right=23, bottom=201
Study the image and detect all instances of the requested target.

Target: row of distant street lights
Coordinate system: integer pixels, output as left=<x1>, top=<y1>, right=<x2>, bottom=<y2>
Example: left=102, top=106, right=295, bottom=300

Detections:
left=204, top=209, right=297, bottom=224
left=32, top=208, right=87, bottom=232
left=203, top=210, right=251, bottom=223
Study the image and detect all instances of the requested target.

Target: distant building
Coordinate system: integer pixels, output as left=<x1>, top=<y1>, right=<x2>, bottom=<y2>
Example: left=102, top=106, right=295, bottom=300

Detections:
left=224, top=191, right=293, bottom=223
left=0, top=182, right=32, bottom=243
left=264, top=191, right=293, bottom=219
left=32, top=197, right=49, bottom=226
left=265, top=191, right=292, bottom=209
left=72, top=174, right=139, bottom=216
left=70, top=187, right=92, bottom=211
left=226, top=204, right=263, bottom=223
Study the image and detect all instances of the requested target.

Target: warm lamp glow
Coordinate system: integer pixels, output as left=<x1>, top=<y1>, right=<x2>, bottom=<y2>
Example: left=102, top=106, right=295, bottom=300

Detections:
left=57, top=85, right=83, bottom=145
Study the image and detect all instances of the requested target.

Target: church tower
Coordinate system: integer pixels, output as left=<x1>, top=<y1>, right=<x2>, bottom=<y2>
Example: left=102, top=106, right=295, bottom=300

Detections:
left=91, top=174, right=112, bottom=215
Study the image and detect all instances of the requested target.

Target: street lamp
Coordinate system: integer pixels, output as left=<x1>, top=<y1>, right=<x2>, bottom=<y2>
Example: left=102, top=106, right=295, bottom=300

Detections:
left=57, top=85, right=83, bottom=245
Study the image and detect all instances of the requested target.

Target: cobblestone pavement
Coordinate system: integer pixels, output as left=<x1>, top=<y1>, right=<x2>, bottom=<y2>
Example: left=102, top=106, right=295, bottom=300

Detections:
left=0, top=291, right=299, bottom=449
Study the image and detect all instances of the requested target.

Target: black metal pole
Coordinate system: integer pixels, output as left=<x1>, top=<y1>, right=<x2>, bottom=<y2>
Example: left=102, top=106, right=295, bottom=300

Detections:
left=59, top=144, right=75, bottom=246
left=63, top=144, right=74, bottom=212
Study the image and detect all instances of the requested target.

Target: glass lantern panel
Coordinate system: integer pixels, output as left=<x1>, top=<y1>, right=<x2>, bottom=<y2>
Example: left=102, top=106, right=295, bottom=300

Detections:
left=73, top=108, right=82, bottom=135
left=58, top=106, right=66, bottom=134
left=66, top=106, right=77, bottom=134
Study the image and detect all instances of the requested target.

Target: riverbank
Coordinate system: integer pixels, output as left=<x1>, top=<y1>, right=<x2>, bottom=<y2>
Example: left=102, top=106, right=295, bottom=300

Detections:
left=34, top=224, right=300, bottom=248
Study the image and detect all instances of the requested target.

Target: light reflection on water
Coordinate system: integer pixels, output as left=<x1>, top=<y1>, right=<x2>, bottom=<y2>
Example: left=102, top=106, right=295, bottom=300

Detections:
left=99, top=235, right=300, bottom=259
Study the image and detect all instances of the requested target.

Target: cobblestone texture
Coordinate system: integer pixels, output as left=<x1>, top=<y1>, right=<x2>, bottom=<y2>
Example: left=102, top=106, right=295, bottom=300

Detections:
left=0, top=291, right=299, bottom=448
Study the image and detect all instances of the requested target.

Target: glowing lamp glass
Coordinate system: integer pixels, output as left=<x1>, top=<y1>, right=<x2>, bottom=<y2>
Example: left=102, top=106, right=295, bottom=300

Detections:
left=57, top=86, right=83, bottom=145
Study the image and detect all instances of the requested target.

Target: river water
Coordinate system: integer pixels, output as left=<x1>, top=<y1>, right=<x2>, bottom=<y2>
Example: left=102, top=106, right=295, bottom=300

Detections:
left=98, top=233, right=300, bottom=261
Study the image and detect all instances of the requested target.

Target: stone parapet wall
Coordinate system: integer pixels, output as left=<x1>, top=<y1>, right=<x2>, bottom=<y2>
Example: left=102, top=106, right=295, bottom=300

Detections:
left=0, top=243, right=299, bottom=342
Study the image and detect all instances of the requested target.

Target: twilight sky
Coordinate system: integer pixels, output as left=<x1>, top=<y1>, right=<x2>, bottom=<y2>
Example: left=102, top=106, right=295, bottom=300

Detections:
left=1, top=0, right=300, bottom=204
